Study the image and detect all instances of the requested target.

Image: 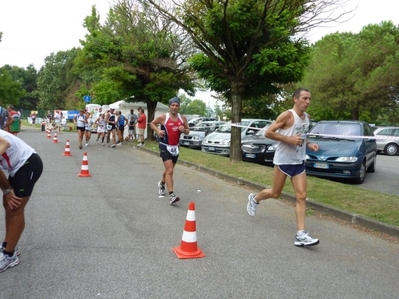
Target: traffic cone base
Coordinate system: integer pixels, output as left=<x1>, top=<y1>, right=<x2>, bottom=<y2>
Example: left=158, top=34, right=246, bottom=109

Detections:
left=173, top=202, right=205, bottom=259
left=78, top=152, right=92, bottom=177
left=173, top=245, right=205, bottom=259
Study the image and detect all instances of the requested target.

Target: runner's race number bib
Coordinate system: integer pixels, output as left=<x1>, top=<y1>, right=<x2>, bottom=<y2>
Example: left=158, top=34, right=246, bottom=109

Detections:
left=167, top=145, right=179, bottom=156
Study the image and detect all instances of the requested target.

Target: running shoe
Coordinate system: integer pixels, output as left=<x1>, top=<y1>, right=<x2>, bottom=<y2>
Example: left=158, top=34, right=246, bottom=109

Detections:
left=0, top=252, right=19, bottom=273
left=0, top=245, right=20, bottom=256
left=169, top=193, right=180, bottom=204
left=158, top=181, right=165, bottom=196
left=247, top=193, right=258, bottom=216
left=111, top=144, right=116, bottom=148
left=294, top=231, right=319, bottom=247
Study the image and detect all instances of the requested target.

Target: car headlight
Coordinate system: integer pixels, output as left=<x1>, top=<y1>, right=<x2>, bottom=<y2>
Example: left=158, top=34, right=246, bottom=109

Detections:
left=268, top=144, right=278, bottom=151
left=193, top=136, right=200, bottom=140
left=335, top=157, right=358, bottom=162
left=221, top=139, right=230, bottom=145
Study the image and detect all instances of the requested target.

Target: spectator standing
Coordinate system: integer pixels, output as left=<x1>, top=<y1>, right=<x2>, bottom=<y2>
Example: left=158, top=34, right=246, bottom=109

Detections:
left=30, top=112, right=36, bottom=125
left=0, top=103, right=10, bottom=130
left=61, top=116, right=67, bottom=126
left=47, top=110, right=52, bottom=123
left=115, top=111, right=127, bottom=145
left=6, top=105, right=21, bottom=136
left=0, top=130, right=43, bottom=272
left=128, top=115, right=137, bottom=141
left=137, top=107, right=147, bottom=146
left=150, top=97, right=190, bottom=204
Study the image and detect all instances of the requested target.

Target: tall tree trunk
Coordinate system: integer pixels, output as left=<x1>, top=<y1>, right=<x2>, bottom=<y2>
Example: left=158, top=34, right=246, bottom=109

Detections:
left=351, top=107, right=359, bottom=120
left=230, top=81, right=243, bottom=162
left=146, top=100, right=158, bottom=140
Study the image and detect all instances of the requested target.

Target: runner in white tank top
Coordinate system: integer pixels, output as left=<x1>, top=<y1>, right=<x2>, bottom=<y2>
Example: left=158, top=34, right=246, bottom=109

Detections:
left=245, top=88, right=321, bottom=247
left=273, top=109, right=310, bottom=165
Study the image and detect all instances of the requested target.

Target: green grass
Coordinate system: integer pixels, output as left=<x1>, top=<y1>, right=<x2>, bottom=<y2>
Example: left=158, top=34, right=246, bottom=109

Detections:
left=144, top=140, right=399, bottom=227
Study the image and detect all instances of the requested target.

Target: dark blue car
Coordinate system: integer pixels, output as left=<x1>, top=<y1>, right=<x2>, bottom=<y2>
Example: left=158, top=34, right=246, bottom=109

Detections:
left=305, top=120, right=377, bottom=184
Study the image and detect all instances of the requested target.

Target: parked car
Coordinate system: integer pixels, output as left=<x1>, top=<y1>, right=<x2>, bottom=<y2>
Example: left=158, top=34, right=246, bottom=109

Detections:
left=305, top=120, right=377, bottom=184
left=188, top=116, right=217, bottom=127
left=179, top=121, right=226, bottom=149
left=201, top=119, right=273, bottom=156
left=241, top=125, right=277, bottom=165
left=373, top=126, right=399, bottom=156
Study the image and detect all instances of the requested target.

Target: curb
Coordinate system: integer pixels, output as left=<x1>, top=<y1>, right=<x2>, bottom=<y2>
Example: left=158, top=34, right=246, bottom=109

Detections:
left=134, top=144, right=399, bottom=239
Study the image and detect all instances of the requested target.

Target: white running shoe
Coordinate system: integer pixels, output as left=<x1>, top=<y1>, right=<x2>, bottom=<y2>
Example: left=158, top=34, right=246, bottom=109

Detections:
left=158, top=181, right=165, bottom=196
left=247, top=193, right=258, bottom=216
left=169, top=193, right=180, bottom=204
left=294, top=231, right=319, bottom=247
left=0, top=252, right=19, bottom=273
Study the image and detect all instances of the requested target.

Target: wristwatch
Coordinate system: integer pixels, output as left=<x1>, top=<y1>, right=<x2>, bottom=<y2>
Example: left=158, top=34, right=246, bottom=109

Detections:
left=2, top=187, right=12, bottom=195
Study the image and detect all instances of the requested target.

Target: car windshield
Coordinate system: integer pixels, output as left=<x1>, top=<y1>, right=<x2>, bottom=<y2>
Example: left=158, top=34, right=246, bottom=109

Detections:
left=254, top=125, right=270, bottom=137
left=191, top=123, right=211, bottom=132
left=218, top=120, right=257, bottom=133
left=309, top=123, right=361, bottom=139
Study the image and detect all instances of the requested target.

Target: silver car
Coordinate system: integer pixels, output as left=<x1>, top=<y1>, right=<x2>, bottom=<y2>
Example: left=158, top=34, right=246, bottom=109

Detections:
left=373, top=126, right=399, bottom=156
left=179, top=121, right=226, bottom=149
left=201, top=119, right=273, bottom=156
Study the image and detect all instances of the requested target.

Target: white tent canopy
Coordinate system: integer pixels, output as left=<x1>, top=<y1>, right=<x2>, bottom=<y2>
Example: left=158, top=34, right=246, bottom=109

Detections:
left=108, top=100, right=169, bottom=139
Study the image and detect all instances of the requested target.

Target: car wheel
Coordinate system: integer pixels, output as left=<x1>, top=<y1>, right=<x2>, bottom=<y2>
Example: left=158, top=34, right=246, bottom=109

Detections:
left=383, top=143, right=398, bottom=156
left=367, top=155, right=376, bottom=173
left=354, top=162, right=366, bottom=184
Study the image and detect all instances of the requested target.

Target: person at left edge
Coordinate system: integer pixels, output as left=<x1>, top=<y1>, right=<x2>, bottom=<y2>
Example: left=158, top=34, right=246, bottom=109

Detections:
left=150, top=97, right=190, bottom=204
left=0, top=130, right=43, bottom=272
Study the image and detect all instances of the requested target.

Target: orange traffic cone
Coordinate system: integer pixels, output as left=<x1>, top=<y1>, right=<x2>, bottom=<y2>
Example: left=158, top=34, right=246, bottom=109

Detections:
left=78, top=152, right=92, bottom=177
left=47, top=128, right=51, bottom=139
left=52, top=132, right=58, bottom=143
left=63, top=140, right=72, bottom=156
left=173, top=202, right=205, bottom=259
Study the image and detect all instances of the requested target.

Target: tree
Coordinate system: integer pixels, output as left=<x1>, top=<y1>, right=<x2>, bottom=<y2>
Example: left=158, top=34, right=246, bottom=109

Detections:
left=36, top=48, right=82, bottom=110
left=2, top=64, right=39, bottom=111
left=74, top=2, right=197, bottom=138
left=144, top=0, right=351, bottom=161
left=302, top=21, right=399, bottom=123
left=0, top=68, right=25, bottom=107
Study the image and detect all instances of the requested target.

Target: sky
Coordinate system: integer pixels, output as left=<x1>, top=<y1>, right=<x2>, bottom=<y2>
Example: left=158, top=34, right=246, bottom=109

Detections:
left=1, top=0, right=398, bottom=106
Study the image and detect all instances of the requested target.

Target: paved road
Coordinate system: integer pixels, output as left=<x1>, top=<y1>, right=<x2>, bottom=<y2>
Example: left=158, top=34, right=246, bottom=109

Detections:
left=360, top=154, right=399, bottom=196
left=1, top=128, right=398, bottom=299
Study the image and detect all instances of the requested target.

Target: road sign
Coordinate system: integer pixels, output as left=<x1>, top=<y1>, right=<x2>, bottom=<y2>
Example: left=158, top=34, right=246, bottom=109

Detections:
left=83, top=95, right=91, bottom=103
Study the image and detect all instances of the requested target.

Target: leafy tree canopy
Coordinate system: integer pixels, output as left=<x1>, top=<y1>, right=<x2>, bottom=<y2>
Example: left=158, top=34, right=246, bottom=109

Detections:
left=36, top=48, right=82, bottom=110
left=144, top=0, right=349, bottom=161
left=0, top=67, right=26, bottom=107
left=302, top=21, right=399, bottom=124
